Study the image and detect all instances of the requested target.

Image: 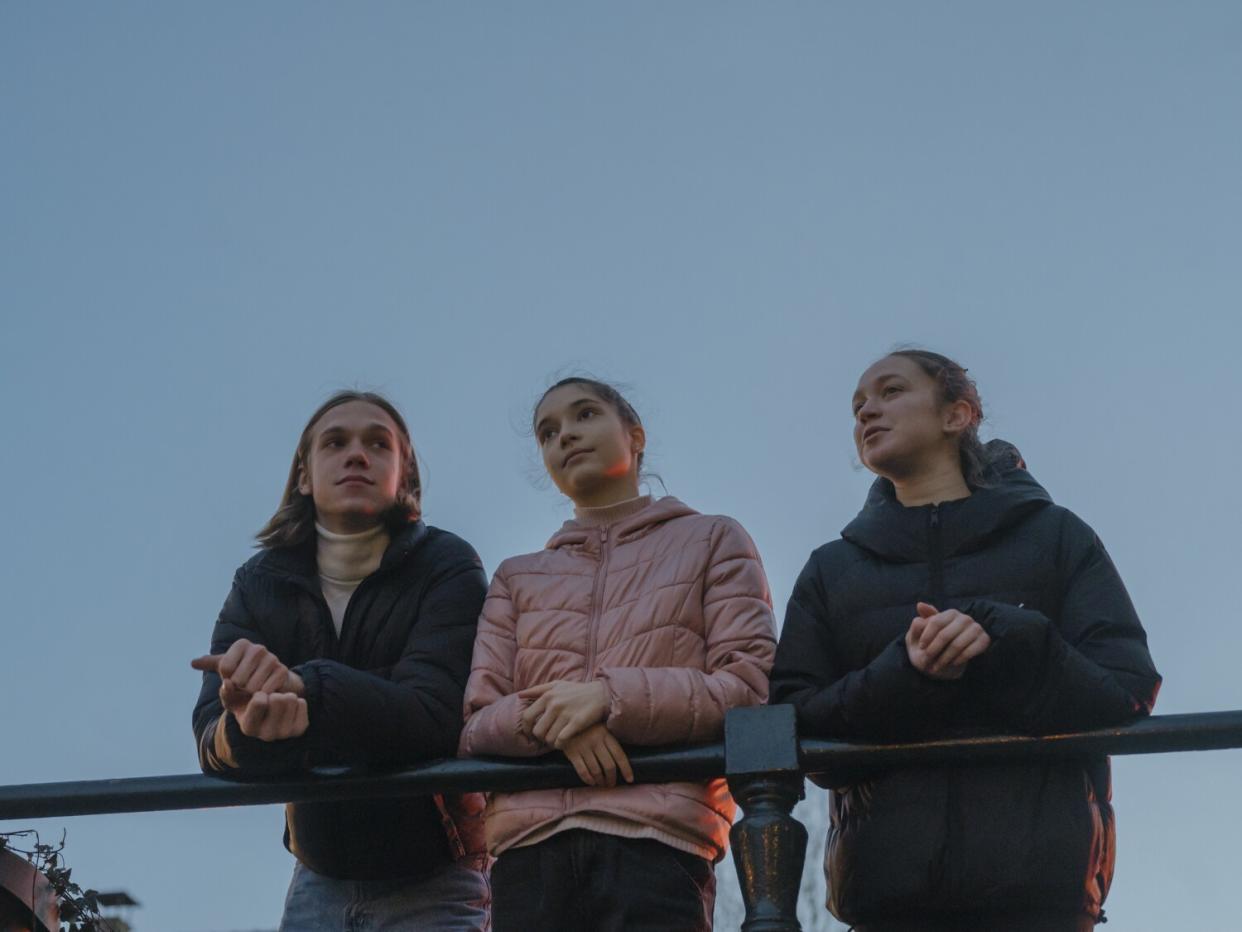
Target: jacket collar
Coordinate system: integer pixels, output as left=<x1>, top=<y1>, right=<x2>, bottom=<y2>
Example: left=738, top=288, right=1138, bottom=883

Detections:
left=261, top=520, right=429, bottom=586
left=841, top=440, right=1051, bottom=563
left=545, top=495, right=699, bottom=551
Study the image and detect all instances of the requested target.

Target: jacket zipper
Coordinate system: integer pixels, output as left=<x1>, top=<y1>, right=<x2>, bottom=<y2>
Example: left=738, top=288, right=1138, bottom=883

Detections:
left=928, top=503, right=960, bottom=900
left=928, top=504, right=945, bottom=605
left=583, top=526, right=612, bottom=679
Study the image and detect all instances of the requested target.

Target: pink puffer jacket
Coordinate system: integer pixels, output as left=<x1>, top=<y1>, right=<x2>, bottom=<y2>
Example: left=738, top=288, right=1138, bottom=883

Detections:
left=459, top=496, right=776, bottom=861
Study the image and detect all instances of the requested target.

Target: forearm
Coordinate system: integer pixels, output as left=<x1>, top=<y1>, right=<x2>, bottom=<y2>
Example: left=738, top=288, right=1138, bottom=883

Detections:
left=600, top=652, right=771, bottom=746
left=967, top=600, right=1158, bottom=733
left=772, top=638, right=960, bottom=741
left=459, top=692, right=548, bottom=758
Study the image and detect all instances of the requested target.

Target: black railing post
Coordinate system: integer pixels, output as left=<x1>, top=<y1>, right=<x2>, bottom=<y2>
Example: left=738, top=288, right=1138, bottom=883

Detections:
left=726, top=704, right=807, bottom=932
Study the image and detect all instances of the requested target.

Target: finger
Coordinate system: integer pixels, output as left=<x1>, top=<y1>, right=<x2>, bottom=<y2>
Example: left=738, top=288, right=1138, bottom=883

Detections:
left=219, top=678, right=251, bottom=715
left=907, top=617, right=926, bottom=645
left=916, top=602, right=939, bottom=619
left=532, top=707, right=562, bottom=745
left=949, top=631, right=991, bottom=668
left=231, top=643, right=271, bottom=692
left=919, top=612, right=960, bottom=651
left=191, top=655, right=221, bottom=672
left=565, top=746, right=595, bottom=786
left=930, top=626, right=981, bottom=671
left=551, top=714, right=587, bottom=750
left=549, top=710, right=591, bottom=749
left=261, top=694, right=298, bottom=741
left=602, top=731, right=635, bottom=783
left=238, top=691, right=270, bottom=736
left=517, top=682, right=558, bottom=700
left=215, top=639, right=252, bottom=679
left=592, top=741, right=618, bottom=787
left=260, top=663, right=290, bottom=695
left=521, top=695, right=551, bottom=733
left=924, top=616, right=968, bottom=658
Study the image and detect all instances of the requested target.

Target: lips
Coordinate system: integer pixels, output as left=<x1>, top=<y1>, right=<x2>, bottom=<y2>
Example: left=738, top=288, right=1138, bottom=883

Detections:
left=336, top=475, right=374, bottom=485
left=562, top=449, right=592, bottom=468
left=862, top=426, right=889, bottom=443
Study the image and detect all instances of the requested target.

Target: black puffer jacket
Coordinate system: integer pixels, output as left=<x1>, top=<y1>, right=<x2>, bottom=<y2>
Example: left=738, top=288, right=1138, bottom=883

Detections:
left=192, top=521, right=487, bottom=881
left=771, top=446, right=1160, bottom=925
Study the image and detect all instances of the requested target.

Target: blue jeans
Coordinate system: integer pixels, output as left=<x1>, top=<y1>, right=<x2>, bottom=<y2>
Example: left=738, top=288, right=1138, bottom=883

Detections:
left=278, top=859, right=491, bottom=932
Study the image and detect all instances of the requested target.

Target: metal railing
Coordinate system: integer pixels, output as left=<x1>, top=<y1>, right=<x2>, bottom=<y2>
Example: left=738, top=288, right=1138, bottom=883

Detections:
left=3, top=707, right=1242, bottom=931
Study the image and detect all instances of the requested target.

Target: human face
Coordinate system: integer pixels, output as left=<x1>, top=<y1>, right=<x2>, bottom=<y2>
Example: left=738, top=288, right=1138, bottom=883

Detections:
left=851, top=355, right=968, bottom=480
left=297, top=401, right=404, bottom=533
left=534, top=385, right=644, bottom=507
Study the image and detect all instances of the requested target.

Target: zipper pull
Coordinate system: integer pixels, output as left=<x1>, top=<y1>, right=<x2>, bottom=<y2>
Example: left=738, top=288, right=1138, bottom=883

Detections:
left=600, top=527, right=609, bottom=544
left=930, top=505, right=940, bottom=528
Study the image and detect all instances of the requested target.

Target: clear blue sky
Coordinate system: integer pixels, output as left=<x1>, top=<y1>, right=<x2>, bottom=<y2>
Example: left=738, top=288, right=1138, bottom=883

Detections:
left=3, top=4, right=1240, bottom=930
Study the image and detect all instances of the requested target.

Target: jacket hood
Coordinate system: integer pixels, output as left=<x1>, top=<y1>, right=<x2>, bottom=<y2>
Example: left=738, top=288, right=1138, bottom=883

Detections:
left=546, top=496, right=699, bottom=550
left=841, top=440, right=1051, bottom=563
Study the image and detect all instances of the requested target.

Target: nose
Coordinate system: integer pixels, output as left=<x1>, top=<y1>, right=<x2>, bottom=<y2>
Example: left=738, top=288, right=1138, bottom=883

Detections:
left=856, top=398, right=880, bottom=423
left=344, top=441, right=370, bottom=467
left=558, top=421, right=580, bottom=447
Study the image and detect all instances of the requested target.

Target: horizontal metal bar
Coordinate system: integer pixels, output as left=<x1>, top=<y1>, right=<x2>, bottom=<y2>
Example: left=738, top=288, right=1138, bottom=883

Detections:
left=798, top=710, right=1242, bottom=771
left=3, top=712, right=1241, bottom=822
left=0, top=744, right=724, bottom=820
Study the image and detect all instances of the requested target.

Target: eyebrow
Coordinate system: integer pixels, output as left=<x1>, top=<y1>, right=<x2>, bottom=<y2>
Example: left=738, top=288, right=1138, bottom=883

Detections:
left=852, top=373, right=907, bottom=403
left=318, top=423, right=397, bottom=438
left=535, top=397, right=599, bottom=434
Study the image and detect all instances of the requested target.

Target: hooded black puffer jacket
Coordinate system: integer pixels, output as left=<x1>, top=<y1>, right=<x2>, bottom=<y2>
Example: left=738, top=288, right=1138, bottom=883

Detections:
left=192, top=521, right=487, bottom=881
left=771, top=445, right=1161, bottom=926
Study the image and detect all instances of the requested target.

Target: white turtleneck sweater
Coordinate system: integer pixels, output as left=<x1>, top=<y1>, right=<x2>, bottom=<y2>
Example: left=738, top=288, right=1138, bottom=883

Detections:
left=315, top=523, right=390, bottom=635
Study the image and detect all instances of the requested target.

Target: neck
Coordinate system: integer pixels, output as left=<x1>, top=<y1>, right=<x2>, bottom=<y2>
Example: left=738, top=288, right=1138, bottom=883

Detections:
left=570, top=478, right=642, bottom=510
left=889, top=459, right=971, bottom=507
left=573, top=493, right=652, bottom=528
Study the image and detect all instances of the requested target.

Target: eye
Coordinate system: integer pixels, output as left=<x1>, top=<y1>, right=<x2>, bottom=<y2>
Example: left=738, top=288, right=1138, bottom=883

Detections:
left=883, top=385, right=902, bottom=398
left=578, top=407, right=597, bottom=421
left=539, top=427, right=557, bottom=443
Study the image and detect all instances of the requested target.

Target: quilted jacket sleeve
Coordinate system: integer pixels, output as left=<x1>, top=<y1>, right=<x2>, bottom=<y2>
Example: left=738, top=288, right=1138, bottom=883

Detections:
left=459, top=567, right=548, bottom=758
left=599, top=518, right=777, bottom=746
left=769, top=549, right=962, bottom=742
left=192, top=567, right=309, bottom=775
left=964, top=511, right=1161, bottom=734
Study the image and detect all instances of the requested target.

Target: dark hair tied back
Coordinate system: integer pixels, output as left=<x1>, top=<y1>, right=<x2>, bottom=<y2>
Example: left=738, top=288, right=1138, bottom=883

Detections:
left=889, top=349, right=992, bottom=489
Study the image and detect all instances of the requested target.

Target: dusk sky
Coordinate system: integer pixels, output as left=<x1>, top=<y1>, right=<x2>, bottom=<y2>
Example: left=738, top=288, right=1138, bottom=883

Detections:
left=3, top=4, right=1241, bottom=930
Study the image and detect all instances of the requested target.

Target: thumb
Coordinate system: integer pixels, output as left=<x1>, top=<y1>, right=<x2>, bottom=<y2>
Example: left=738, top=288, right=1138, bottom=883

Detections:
left=191, top=655, right=221, bottom=672
left=907, top=616, right=926, bottom=640
left=916, top=602, right=938, bottom=619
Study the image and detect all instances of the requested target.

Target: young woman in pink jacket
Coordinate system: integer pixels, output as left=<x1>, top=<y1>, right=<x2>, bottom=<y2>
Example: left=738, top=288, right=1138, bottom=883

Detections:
left=460, top=377, right=778, bottom=932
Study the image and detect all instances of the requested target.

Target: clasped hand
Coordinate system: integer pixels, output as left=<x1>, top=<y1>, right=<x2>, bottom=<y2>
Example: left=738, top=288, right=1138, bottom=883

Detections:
left=191, top=639, right=308, bottom=741
left=518, top=680, right=632, bottom=787
left=905, top=602, right=991, bottom=680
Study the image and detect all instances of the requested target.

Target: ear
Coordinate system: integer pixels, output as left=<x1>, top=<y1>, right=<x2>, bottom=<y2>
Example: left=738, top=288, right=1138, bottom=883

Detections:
left=296, top=461, right=312, bottom=496
left=941, top=399, right=975, bottom=436
left=629, top=424, right=646, bottom=458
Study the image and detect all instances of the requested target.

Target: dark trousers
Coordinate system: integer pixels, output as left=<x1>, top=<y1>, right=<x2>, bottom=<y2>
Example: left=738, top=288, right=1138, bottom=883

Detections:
left=854, top=913, right=1095, bottom=932
left=492, top=829, right=716, bottom=932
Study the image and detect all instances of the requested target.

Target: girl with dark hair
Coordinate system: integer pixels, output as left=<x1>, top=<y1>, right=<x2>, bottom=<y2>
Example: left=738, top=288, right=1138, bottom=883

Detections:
left=460, top=377, right=778, bottom=932
left=771, top=350, right=1161, bottom=932
left=191, top=391, right=491, bottom=931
